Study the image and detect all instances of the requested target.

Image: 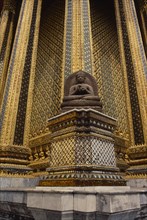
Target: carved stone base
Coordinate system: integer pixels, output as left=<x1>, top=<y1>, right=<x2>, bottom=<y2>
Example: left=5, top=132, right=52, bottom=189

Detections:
left=0, top=144, right=32, bottom=176
left=40, top=168, right=125, bottom=186
left=126, top=164, right=147, bottom=185
left=39, top=109, right=126, bottom=186
left=126, top=144, right=147, bottom=181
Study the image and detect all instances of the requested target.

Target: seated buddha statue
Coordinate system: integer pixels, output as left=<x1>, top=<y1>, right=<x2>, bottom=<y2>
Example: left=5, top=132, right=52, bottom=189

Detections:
left=61, top=71, right=102, bottom=112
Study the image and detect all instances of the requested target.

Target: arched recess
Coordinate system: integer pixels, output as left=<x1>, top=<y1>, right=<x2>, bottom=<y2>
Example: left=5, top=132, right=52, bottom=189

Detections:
left=30, top=0, right=65, bottom=138
left=90, top=0, right=129, bottom=140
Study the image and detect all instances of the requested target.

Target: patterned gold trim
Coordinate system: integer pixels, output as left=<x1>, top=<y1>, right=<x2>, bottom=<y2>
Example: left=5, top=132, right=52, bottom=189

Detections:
left=61, top=0, right=68, bottom=98
left=32, top=171, right=48, bottom=177
left=87, top=0, right=93, bottom=75
left=126, top=174, right=147, bottom=179
left=72, top=0, right=84, bottom=72
left=0, top=171, right=34, bottom=178
left=0, top=11, right=15, bottom=107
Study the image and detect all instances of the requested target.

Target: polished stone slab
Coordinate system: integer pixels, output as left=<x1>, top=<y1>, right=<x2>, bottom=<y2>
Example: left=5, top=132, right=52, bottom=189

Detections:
left=127, top=178, right=147, bottom=188
left=0, top=177, right=40, bottom=188
left=0, top=186, right=147, bottom=220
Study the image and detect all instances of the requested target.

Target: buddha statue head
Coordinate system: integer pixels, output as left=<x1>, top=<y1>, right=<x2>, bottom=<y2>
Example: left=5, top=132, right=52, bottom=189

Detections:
left=76, top=71, right=86, bottom=83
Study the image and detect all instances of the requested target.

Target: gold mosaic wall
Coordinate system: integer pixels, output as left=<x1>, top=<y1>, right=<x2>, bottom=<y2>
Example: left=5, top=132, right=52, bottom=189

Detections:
left=90, top=0, right=129, bottom=139
left=30, top=0, right=65, bottom=137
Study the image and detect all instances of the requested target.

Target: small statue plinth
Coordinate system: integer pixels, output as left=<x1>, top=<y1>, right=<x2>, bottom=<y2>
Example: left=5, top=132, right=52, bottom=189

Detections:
left=61, top=71, right=102, bottom=112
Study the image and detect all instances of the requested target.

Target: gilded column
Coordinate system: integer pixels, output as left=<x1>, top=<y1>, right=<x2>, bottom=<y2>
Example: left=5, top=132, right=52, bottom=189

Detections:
left=114, top=0, right=134, bottom=146
left=115, top=0, right=147, bottom=143
left=63, top=0, right=93, bottom=79
left=23, top=0, right=42, bottom=146
left=124, top=0, right=147, bottom=141
left=0, top=0, right=41, bottom=176
left=124, top=0, right=147, bottom=181
left=0, top=0, right=16, bottom=106
left=115, top=0, right=147, bottom=181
